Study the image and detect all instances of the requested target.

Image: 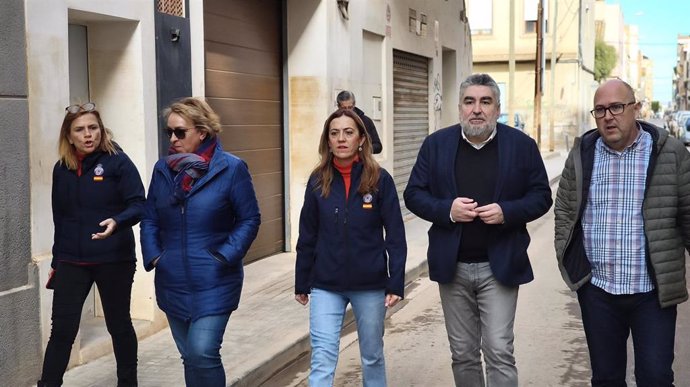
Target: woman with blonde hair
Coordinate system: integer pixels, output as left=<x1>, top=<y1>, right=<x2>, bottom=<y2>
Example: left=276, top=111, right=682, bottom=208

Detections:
left=39, top=102, right=145, bottom=387
left=295, top=108, right=407, bottom=387
left=141, top=97, right=260, bottom=387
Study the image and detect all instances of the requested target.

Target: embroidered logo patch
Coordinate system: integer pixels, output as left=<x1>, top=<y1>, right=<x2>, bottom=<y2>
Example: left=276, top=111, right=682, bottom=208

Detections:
left=93, top=164, right=104, bottom=181
left=363, top=193, right=373, bottom=209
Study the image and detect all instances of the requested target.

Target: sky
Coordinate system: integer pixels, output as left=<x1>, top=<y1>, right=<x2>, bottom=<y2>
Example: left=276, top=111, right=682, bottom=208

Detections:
left=606, top=0, right=690, bottom=106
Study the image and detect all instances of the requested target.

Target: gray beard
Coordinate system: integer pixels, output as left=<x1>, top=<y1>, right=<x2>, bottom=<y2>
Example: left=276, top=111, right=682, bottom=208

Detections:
left=462, top=122, right=496, bottom=139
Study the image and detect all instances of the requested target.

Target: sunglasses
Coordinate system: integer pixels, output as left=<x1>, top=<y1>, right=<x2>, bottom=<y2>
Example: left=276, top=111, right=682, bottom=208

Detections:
left=65, top=102, right=96, bottom=114
left=164, top=127, right=192, bottom=139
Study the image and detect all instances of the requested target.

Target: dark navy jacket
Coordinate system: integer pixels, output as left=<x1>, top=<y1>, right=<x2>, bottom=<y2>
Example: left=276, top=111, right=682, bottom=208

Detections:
left=140, top=143, right=260, bottom=321
left=353, top=107, right=383, bottom=154
left=51, top=150, right=145, bottom=267
left=295, top=163, right=407, bottom=297
left=404, top=123, right=552, bottom=286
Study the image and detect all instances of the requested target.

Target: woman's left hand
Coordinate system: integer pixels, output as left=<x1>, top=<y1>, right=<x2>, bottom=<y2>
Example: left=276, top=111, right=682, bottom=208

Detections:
left=385, top=294, right=401, bottom=308
left=92, top=218, right=117, bottom=240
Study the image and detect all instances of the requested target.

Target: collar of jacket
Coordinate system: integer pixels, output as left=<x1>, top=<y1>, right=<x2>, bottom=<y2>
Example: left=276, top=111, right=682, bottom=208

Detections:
left=180, top=142, right=228, bottom=196
left=579, top=120, right=662, bottom=153
left=79, top=150, right=106, bottom=171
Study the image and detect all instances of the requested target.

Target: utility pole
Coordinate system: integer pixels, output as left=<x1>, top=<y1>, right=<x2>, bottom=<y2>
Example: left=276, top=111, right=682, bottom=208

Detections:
left=508, top=0, right=515, bottom=128
left=533, top=0, right=544, bottom=148
left=548, top=0, right=558, bottom=152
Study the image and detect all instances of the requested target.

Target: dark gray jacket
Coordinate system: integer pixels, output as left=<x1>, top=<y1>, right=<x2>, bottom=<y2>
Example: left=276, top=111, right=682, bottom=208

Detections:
left=554, top=121, right=690, bottom=307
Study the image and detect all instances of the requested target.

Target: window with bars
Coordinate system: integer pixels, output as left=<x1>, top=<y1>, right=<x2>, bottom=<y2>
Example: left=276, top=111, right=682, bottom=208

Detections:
left=157, top=0, right=184, bottom=17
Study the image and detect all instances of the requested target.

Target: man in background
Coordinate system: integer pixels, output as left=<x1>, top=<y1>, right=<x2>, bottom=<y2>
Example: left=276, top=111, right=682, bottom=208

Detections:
left=336, top=90, right=383, bottom=154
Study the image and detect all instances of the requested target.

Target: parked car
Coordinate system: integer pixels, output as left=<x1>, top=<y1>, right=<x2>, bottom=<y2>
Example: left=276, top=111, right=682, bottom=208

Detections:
left=682, top=116, right=690, bottom=146
left=498, top=112, right=526, bottom=131
left=669, top=111, right=690, bottom=138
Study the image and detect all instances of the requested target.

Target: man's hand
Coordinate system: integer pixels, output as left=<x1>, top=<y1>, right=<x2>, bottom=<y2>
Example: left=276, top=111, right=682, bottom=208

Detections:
left=451, top=197, right=478, bottom=222
left=475, top=203, right=504, bottom=225
left=92, top=218, right=117, bottom=240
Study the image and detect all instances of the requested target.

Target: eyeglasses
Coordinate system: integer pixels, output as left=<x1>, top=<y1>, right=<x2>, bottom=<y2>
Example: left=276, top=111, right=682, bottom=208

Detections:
left=164, top=127, right=192, bottom=139
left=590, top=101, right=636, bottom=119
left=65, top=102, right=96, bottom=114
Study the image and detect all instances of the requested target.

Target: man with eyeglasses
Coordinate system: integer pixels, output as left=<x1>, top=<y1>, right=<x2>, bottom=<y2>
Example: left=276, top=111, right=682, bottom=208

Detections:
left=554, top=78, right=690, bottom=386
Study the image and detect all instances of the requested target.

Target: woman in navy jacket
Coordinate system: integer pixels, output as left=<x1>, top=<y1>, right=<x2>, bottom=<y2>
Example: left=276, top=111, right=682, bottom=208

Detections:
left=140, top=98, right=260, bottom=387
left=295, top=108, right=407, bottom=387
left=39, top=103, right=145, bottom=387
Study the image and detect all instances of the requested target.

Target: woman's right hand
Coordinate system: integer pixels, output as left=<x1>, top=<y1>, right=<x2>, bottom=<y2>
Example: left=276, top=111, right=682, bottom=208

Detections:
left=295, top=294, right=309, bottom=305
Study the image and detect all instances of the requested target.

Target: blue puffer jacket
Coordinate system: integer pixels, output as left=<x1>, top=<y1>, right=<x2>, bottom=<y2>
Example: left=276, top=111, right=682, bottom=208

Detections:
left=52, top=150, right=145, bottom=267
left=140, top=143, right=261, bottom=321
left=295, top=162, right=407, bottom=297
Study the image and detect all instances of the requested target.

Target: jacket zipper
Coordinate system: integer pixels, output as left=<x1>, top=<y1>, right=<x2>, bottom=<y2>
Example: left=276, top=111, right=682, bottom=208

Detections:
left=181, top=197, right=193, bottom=320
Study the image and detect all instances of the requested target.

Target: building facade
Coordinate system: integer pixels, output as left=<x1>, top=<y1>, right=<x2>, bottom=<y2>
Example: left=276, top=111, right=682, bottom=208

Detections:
left=594, top=0, right=652, bottom=113
left=675, top=34, right=690, bottom=111
left=468, top=0, right=597, bottom=150
left=1, top=1, right=471, bottom=385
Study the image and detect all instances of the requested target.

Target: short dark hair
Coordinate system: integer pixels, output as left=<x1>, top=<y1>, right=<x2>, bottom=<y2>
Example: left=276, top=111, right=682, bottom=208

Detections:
left=336, top=90, right=356, bottom=106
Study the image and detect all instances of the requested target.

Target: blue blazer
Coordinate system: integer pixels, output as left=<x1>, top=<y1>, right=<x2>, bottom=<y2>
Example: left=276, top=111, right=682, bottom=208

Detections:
left=403, top=123, right=552, bottom=286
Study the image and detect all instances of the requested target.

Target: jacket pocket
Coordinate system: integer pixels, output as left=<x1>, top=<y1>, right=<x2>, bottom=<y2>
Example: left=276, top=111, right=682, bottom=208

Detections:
left=154, top=250, right=167, bottom=268
left=207, top=249, right=229, bottom=266
left=562, top=224, right=592, bottom=285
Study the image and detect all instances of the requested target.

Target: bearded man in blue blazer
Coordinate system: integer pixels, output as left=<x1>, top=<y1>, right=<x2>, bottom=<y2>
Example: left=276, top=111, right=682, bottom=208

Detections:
left=404, top=73, right=552, bottom=387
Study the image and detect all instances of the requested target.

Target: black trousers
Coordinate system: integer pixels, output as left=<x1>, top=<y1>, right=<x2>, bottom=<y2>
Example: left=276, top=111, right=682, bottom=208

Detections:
left=40, top=261, right=138, bottom=387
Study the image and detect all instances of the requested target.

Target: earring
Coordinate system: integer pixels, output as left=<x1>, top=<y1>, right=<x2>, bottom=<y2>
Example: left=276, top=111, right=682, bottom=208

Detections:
left=358, top=145, right=363, bottom=152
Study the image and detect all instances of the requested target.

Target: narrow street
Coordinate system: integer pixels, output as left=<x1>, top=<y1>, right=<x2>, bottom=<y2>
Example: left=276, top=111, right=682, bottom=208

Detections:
left=266, top=189, right=690, bottom=387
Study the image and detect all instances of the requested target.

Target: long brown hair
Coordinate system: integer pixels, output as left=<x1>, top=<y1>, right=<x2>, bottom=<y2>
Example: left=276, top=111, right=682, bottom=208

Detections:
left=311, top=108, right=380, bottom=197
left=58, top=109, right=117, bottom=170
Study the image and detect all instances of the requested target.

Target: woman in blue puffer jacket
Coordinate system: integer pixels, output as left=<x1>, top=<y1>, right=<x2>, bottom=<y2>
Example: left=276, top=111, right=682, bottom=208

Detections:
left=140, top=97, right=260, bottom=387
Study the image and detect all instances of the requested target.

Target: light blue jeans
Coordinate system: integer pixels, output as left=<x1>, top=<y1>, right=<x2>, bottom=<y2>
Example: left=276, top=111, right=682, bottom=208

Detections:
left=309, top=288, right=387, bottom=387
left=167, top=313, right=231, bottom=387
left=439, top=262, right=519, bottom=387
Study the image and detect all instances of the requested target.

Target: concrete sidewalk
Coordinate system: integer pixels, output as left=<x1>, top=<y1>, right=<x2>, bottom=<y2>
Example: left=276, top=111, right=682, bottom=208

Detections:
left=61, top=150, right=567, bottom=387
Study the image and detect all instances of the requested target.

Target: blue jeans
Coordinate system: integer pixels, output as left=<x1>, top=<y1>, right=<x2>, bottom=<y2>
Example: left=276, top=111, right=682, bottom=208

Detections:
left=438, top=262, right=519, bottom=387
left=167, top=313, right=231, bottom=387
left=309, top=288, right=387, bottom=387
left=577, top=282, right=676, bottom=387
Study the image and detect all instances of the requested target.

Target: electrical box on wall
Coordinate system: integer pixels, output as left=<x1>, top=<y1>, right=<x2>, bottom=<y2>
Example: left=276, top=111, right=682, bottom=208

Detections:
left=371, top=96, right=382, bottom=120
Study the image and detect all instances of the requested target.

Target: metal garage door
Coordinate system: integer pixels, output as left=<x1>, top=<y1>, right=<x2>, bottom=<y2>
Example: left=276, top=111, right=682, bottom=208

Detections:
left=393, top=50, right=429, bottom=218
left=203, top=0, right=284, bottom=263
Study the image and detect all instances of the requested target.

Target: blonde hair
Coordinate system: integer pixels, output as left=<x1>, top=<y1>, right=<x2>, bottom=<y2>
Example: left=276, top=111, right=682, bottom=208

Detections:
left=311, top=108, right=380, bottom=197
left=58, top=110, right=117, bottom=170
left=162, top=97, right=222, bottom=138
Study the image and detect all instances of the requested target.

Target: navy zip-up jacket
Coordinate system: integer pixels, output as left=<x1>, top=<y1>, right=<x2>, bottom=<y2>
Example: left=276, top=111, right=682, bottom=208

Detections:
left=295, top=162, right=407, bottom=297
left=52, top=150, right=145, bottom=267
